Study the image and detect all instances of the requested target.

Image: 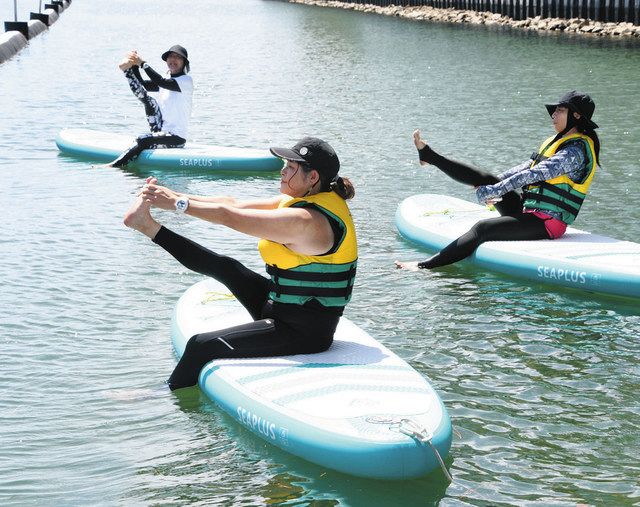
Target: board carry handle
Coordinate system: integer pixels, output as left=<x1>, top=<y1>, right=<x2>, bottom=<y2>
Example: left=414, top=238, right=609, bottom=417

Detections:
left=365, top=415, right=452, bottom=482
left=398, top=418, right=453, bottom=483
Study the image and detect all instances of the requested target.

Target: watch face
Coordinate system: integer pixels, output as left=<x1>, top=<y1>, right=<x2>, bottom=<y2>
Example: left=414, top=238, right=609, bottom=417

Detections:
left=176, top=199, right=188, bottom=211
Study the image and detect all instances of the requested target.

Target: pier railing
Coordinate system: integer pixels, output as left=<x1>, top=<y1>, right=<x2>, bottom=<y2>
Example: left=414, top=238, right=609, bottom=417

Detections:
left=339, top=0, right=640, bottom=24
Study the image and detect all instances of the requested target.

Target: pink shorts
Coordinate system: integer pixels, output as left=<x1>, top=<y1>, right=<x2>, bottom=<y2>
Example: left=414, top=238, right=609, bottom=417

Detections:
left=524, top=210, right=567, bottom=239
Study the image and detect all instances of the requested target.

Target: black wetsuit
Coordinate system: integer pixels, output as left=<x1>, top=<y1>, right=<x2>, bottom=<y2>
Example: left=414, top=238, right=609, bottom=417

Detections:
left=416, top=145, right=550, bottom=269
left=154, top=227, right=342, bottom=391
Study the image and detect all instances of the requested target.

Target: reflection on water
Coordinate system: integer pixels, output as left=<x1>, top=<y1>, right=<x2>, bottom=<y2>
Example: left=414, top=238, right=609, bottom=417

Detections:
left=1, top=0, right=639, bottom=505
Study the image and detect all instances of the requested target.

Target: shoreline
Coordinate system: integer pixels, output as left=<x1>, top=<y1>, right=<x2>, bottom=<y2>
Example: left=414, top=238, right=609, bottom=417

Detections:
left=287, top=0, right=640, bottom=38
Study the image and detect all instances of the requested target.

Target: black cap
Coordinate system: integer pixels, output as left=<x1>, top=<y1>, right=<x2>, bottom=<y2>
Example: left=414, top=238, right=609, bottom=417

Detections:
left=545, top=90, right=598, bottom=129
left=161, top=45, right=190, bottom=72
left=270, top=137, right=340, bottom=180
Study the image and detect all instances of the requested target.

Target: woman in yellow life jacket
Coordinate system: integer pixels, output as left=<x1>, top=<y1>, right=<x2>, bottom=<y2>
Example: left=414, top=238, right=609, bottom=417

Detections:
left=124, top=137, right=357, bottom=390
left=396, top=91, right=600, bottom=271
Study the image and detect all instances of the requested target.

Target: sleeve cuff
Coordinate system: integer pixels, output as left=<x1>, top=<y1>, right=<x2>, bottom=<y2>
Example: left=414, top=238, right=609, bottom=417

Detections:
left=417, top=145, right=434, bottom=163
left=475, top=186, right=491, bottom=204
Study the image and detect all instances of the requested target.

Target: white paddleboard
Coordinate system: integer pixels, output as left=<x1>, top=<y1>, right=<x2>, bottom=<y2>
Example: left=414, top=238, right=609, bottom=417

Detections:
left=396, top=193, right=640, bottom=299
left=171, top=279, right=452, bottom=480
left=55, top=128, right=283, bottom=172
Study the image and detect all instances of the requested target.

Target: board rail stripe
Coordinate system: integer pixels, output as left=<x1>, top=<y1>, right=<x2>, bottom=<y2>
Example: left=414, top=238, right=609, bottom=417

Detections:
left=272, top=384, right=433, bottom=405
left=235, top=363, right=414, bottom=385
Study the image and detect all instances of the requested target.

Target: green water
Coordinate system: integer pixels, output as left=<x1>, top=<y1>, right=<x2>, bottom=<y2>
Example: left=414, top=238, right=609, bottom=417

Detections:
left=1, top=0, right=639, bottom=505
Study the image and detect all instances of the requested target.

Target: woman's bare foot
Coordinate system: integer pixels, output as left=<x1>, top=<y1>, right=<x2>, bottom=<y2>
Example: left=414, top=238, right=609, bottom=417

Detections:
left=123, top=197, right=162, bottom=239
left=118, top=58, right=133, bottom=71
left=394, top=260, right=422, bottom=271
left=413, top=129, right=429, bottom=167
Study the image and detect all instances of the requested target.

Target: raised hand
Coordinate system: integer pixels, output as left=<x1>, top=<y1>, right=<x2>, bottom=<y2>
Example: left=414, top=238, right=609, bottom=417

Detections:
left=140, top=182, right=181, bottom=211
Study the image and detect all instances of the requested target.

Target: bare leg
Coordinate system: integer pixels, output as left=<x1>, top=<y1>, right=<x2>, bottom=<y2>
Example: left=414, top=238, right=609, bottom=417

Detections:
left=123, top=197, right=162, bottom=239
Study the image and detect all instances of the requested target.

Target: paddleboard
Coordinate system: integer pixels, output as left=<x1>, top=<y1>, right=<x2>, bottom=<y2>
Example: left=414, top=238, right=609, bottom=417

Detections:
left=55, top=128, right=283, bottom=172
left=396, top=193, right=640, bottom=299
left=171, top=279, right=452, bottom=480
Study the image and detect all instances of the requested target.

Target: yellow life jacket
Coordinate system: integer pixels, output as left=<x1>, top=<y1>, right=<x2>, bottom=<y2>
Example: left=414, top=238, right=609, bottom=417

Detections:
left=258, top=191, right=357, bottom=308
left=523, top=133, right=597, bottom=224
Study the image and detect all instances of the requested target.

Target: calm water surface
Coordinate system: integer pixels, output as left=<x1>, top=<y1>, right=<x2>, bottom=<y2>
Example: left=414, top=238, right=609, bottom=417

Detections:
left=1, top=0, right=639, bottom=505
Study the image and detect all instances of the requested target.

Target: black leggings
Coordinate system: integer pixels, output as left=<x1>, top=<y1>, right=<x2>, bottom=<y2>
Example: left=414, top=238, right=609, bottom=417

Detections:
left=112, top=69, right=186, bottom=167
left=417, top=146, right=551, bottom=269
left=112, top=132, right=185, bottom=168
left=153, top=227, right=340, bottom=390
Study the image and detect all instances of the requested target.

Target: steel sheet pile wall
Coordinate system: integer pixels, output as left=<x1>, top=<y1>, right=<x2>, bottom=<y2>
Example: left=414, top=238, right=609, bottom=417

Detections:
left=340, top=0, right=639, bottom=24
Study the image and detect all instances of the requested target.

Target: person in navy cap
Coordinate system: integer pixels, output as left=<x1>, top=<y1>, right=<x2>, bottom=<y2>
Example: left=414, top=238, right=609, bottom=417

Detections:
left=123, top=137, right=358, bottom=391
left=103, top=45, right=193, bottom=168
left=397, top=91, right=600, bottom=270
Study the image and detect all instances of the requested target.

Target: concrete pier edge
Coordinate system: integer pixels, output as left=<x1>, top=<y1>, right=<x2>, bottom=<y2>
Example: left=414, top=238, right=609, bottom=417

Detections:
left=0, top=31, right=28, bottom=63
left=28, top=19, right=48, bottom=39
left=44, top=8, right=60, bottom=24
left=1, top=0, right=69, bottom=64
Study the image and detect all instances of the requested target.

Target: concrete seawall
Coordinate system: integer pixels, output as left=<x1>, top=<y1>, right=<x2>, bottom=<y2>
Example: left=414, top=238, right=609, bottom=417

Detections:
left=28, top=19, right=48, bottom=38
left=0, top=30, right=27, bottom=63
left=287, top=0, right=640, bottom=37
left=1, top=0, right=71, bottom=64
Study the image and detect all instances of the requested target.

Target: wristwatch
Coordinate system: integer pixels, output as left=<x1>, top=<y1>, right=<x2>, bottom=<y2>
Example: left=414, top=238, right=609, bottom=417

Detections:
left=141, top=62, right=149, bottom=70
left=175, top=197, right=189, bottom=213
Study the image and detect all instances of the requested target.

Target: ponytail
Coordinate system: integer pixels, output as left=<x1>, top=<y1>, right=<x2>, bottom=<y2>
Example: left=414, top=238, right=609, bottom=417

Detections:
left=573, top=114, right=600, bottom=166
left=582, top=128, right=600, bottom=166
left=329, top=176, right=355, bottom=200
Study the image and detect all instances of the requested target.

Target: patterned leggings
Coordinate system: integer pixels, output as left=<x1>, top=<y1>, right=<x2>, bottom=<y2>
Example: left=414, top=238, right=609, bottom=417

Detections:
left=111, top=69, right=185, bottom=167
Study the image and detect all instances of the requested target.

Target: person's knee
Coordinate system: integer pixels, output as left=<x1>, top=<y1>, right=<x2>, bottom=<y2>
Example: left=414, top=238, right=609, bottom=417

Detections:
left=470, top=220, right=490, bottom=237
left=473, top=221, right=486, bottom=234
left=185, top=331, right=237, bottom=358
left=184, top=333, right=205, bottom=356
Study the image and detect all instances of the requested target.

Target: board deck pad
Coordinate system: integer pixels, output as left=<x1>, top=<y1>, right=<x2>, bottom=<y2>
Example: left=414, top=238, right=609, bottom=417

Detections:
left=56, top=128, right=283, bottom=172
left=171, top=279, right=452, bottom=479
left=396, top=193, right=640, bottom=298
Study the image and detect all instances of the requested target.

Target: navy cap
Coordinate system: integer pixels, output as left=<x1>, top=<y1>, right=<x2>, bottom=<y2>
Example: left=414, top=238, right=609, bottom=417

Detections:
left=270, top=137, right=340, bottom=180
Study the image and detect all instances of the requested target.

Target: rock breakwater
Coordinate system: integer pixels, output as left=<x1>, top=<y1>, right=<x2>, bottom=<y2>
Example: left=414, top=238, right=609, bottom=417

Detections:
left=287, top=0, right=640, bottom=38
